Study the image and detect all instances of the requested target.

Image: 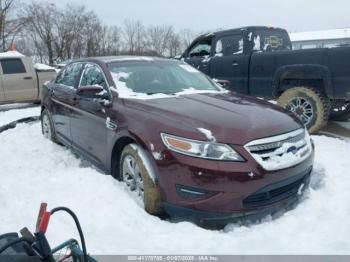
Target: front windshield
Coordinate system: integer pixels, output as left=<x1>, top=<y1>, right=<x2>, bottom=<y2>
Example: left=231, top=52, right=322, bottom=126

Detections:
left=108, top=61, right=220, bottom=96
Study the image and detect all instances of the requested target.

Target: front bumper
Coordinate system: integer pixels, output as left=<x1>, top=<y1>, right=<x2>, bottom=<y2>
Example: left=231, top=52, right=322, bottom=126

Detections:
left=164, top=169, right=311, bottom=228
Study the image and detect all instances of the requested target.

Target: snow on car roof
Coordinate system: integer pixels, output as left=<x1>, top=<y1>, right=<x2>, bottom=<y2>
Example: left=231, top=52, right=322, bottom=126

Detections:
left=88, top=56, right=168, bottom=64
left=290, top=28, right=350, bottom=42
left=0, top=51, right=25, bottom=58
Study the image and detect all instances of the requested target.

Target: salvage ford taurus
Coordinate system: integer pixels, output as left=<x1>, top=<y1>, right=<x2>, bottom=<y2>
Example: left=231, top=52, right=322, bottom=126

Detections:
left=40, top=56, right=314, bottom=227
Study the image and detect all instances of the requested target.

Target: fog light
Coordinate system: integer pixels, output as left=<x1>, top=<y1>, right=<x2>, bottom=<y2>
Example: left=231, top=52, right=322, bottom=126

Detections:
left=176, top=184, right=215, bottom=199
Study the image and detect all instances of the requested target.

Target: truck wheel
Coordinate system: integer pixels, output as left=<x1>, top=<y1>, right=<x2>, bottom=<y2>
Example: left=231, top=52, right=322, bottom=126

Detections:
left=329, top=100, right=350, bottom=122
left=120, top=144, right=162, bottom=215
left=277, top=87, right=331, bottom=133
left=41, top=109, right=59, bottom=143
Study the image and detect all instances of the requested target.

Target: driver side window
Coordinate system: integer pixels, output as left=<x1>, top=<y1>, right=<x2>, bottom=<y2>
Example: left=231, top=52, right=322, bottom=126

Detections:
left=188, top=42, right=212, bottom=58
left=56, top=63, right=84, bottom=88
left=80, top=64, right=108, bottom=89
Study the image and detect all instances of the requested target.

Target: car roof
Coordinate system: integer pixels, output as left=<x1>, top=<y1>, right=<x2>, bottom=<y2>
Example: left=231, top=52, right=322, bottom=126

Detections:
left=73, top=56, right=172, bottom=64
left=195, top=26, right=287, bottom=40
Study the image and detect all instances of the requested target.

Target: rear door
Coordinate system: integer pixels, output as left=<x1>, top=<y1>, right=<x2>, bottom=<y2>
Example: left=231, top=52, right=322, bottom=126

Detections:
left=0, top=57, right=36, bottom=102
left=50, top=62, right=84, bottom=145
left=209, top=33, right=250, bottom=93
left=70, top=63, right=110, bottom=168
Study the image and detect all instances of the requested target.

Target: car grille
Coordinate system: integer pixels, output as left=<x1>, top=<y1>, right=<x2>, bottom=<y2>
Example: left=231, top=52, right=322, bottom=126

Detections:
left=244, top=129, right=312, bottom=171
left=243, top=168, right=311, bottom=208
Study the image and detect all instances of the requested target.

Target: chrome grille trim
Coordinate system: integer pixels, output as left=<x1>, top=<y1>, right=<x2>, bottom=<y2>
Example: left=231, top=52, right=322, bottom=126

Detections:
left=244, top=129, right=312, bottom=171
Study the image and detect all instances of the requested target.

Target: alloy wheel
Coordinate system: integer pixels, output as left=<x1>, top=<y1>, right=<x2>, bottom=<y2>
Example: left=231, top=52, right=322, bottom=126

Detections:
left=286, top=97, right=314, bottom=126
left=122, top=154, right=144, bottom=200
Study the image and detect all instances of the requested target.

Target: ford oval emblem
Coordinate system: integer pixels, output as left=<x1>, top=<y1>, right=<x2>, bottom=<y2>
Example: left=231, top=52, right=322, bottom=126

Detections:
left=287, top=146, right=298, bottom=154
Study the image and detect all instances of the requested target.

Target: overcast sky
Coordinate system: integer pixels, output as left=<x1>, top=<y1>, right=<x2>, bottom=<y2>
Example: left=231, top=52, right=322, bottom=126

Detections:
left=42, top=0, right=350, bottom=33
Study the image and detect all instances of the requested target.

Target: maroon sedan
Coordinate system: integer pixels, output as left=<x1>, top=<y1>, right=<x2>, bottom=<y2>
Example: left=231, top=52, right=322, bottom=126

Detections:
left=41, top=56, right=314, bottom=226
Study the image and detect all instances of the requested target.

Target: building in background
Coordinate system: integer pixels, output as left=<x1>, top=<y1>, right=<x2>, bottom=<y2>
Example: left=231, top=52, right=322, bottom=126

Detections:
left=290, top=28, right=350, bottom=50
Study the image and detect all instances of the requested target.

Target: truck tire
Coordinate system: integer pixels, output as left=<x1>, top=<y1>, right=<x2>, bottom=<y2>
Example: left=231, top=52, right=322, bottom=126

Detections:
left=41, top=109, right=59, bottom=144
left=120, top=144, right=162, bottom=215
left=277, top=87, right=331, bottom=133
left=330, top=100, right=350, bottom=122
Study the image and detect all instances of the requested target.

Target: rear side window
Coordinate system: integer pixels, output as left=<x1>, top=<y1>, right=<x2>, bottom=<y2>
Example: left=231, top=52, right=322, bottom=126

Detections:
left=215, top=34, right=244, bottom=56
left=56, top=63, right=84, bottom=88
left=1, top=59, right=26, bottom=74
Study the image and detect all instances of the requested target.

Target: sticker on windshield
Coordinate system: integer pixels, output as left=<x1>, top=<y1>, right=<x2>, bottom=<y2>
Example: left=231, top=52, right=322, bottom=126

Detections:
left=180, top=64, right=200, bottom=73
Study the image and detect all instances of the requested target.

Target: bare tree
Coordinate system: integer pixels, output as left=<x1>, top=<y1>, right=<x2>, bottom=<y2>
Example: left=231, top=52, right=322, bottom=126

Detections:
left=15, top=1, right=198, bottom=62
left=0, top=0, right=27, bottom=51
left=168, top=32, right=182, bottom=57
left=147, top=25, right=175, bottom=56
left=54, top=5, right=88, bottom=60
left=122, top=19, right=146, bottom=55
left=23, top=2, right=57, bottom=64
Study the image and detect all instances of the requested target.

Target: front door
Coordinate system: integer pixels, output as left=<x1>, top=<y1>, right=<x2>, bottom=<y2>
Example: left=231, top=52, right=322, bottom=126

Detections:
left=50, top=62, right=84, bottom=144
left=209, top=34, right=250, bottom=94
left=0, top=58, right=36, bottom=102
left=70, top=63, right=110, bottom=168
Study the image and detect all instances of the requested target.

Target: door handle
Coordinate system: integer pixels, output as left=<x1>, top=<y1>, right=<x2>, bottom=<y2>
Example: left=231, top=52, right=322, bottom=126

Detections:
left=232, top=61, right=239, bottom=66
left=72, top=97, right=79, bottom=105
left=23, top=76, right=33, bottom=80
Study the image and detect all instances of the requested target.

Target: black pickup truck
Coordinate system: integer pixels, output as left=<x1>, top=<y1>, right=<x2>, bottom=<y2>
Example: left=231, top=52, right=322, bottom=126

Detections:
left=180, top=26, right=350, bottom=133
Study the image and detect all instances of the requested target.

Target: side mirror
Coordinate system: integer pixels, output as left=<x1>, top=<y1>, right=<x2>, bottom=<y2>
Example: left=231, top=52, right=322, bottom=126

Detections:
left=76, top=85, right=105, bottom=96
left=214, top=79, right=230, bottom=88
left=76, top=85, right=112, bottom=107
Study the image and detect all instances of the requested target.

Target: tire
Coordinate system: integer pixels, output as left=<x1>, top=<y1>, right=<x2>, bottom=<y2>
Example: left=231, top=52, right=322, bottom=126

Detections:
left=41, top=109, right=58, bottom=143
left=277, top=87, right=331, bottom=133
left=120, top=144, right=162, bottom=215
left=329, top=100, right=350, bottom=122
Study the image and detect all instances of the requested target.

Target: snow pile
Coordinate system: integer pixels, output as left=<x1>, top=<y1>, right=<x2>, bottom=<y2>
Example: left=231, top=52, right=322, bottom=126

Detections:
left=34, top=63, right=55, bottom=71
left=111, top=72, right=228, bottom=100
left=0, top=106, right=40, bottom=126
left=0, top=108, right=350, bottom=254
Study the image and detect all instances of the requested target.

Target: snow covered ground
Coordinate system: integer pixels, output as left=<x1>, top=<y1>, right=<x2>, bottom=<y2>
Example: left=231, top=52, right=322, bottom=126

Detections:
left=0, top=104, right=40, bottom=126
left=0, top=107, right=350, bottom=254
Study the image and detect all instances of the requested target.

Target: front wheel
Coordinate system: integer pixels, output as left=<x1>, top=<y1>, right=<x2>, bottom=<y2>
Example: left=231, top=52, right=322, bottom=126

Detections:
left=277, top=87, right=331, bottom=133
left=329, top=100, right=350, bottom=122
left=41, top=109, right=58, bottom=143
left=120, top=144, right=162, bottom=215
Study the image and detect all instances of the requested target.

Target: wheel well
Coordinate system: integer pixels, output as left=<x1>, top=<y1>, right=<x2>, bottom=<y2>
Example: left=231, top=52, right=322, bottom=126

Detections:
left=277, top=78, right=326, bottom=97
left=111, top=136, right=136, bottom=180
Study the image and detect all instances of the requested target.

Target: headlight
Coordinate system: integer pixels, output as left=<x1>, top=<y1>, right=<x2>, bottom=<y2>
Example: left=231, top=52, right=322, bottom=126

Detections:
left=161, top=133, right=244, bottom=161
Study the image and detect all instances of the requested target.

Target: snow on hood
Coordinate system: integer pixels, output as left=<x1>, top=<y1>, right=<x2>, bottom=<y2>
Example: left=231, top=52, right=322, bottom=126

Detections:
left=197, top=127, right=216, bottom=142
left=110, top=72, right=228, bottom=100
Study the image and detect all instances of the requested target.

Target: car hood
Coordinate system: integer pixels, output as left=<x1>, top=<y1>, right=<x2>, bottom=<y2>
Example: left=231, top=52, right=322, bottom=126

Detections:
left=123, top=92, right=302, bottom=145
